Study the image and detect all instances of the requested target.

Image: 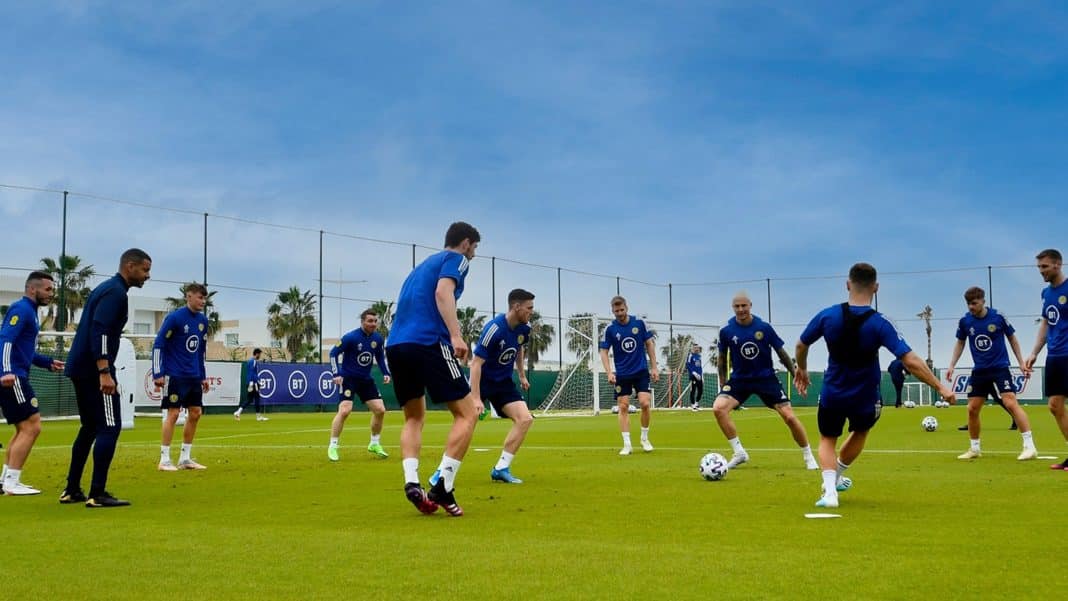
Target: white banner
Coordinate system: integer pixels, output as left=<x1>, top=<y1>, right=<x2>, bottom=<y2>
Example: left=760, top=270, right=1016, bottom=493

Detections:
left=135, top=360, right=243, bottom=407
left=941, top=367, right=1044, bottom=402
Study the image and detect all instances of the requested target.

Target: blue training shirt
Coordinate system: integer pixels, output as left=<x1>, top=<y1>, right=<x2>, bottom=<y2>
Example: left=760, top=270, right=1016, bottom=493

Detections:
left=387, top=250, right=469, bottom=347
left=330, top=327, right=390, bottom=379
left=246, top=357, right=259, bottom=384
left=0, top=296, right=53, bottom=377
left=65, top=274, right=130, bottom=379
left=600, top=315, right=655, bottom=377
left=686, top=352, right=703, bottom=378
left=473, top=313, right=531, bottom=382
left=956, top=307, right=1015, bottom=370
left=1042, top=279, right=1068, bottom=357
left=152, top=306, right=208, bottom=380
left=800, top=304, right=911, bottom=407
left=718, top=316, right=784, bottom=380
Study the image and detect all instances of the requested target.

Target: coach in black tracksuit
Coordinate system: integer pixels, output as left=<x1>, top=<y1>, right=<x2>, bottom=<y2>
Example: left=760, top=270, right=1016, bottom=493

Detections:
left=60, top=249, right=152, bottom=508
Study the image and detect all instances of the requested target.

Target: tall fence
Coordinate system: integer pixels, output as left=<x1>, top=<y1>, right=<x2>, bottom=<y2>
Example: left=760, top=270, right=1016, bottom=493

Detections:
left=0, top=183, right=1051, bottom=376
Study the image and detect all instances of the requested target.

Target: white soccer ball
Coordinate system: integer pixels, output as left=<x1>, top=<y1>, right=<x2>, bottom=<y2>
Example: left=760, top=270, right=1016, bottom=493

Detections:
left=903, top=400, right=916, bottom=409
left=611, top=405, right=620, bottom=414
left=934, top=400, right=946, bottom=408
left=699, top=452, right=729, bottom=481
left=922, top=416, right=938, bottom=432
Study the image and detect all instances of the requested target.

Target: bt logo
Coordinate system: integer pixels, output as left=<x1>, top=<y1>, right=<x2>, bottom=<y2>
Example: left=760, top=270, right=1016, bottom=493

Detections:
left=740, top=342, right=760, bottom=360
left=973, top=335, right=993, bottom=352
left=258, top=369, right=277, bottom=399
left=621, top=337, right=637, bottom=353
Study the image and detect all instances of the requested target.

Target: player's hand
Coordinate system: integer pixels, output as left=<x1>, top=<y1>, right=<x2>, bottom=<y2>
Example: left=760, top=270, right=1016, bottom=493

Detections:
left=794, top=371, right=810, bottom=397
left=650, top=370, right=660, bottom=384
left=332, top=376, right=343, bottom=387
left=51, top=359, right=65, bottom=372
left=247, top=382, right=255, bottom=392
left=201, top=380, right=210, bottom=393
left=153, top=376, right=165, bottom=392
left=451, top=335, right=469, bottom=361
left=382, top=375, right=391, bottom=385
left=100, top=373, right=117, bottom=395
left=944, top=367, right=954, bottom=383
left=938, top=385, right=956, bottom=405
left=0, top=374, right=15, bottom=387
left=1024, top=354, right=1037, bottom=372
left=519, top=376, right=530, bottom=391
left=471, top=396, right=485, bottom=417
left=607, top=372, right=617, bottom=384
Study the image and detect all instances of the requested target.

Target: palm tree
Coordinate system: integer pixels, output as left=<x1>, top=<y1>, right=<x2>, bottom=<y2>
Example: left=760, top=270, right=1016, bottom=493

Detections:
left=525, top=310, right=555, bottom=371
left=368, top=299, right=394, bottom=340
left=660, top=333, right=695, bottom=372
left=296, top=341, right=322, bottom=363
left=456, top=306, right=486, bottom=364
left=165, top=283, right=222, bottom=338
left=40, top=254, right=96, bottom=331
left=267, top=286, right=320, bottom=362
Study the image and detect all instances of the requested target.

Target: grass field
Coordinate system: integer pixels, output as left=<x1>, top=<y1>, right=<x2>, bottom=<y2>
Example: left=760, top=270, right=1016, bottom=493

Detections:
left=6, top=405, right=1068, bottom=600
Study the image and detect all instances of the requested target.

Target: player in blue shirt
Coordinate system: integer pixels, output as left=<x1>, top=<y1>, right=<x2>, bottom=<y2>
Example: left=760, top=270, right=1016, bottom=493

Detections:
left=385, top=222, right=481, bottom=516
left=1024, top=249, right=1068, bottom=470
left=687, top=344, right=703, bottom=411
left=0, top=271, right=64, bottom=495
left=62, top=248, right=152, bottom=508
left=233, top=348, right=267, bottom=421
left=796, top=263, right=953, bottom=508
left=945, top=286, right=1035, bottom=461
left=328, top=308, right=392, bottom=461
left=470, top=289, right=535, bottom=484
left=712, top=292, right=817, bottom=470
left=888, top=359, right=907, bottom=408
left=152, top=283, right=211, bottom=471
left=599, top=296, right=659, bottom=455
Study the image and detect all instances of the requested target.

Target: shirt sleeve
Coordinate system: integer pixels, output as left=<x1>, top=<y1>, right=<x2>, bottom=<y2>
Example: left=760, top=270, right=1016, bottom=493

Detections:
left=641, top=321, right=655, bottom=342
left=955, top=317, right=967, bottom=341
left=878, top=317, right=912, bottom=358
left=717, top=328, right=727, bottom=354
left=766, top=324, right=785, bottom=349
left=473, top=322, right=496, bottom=361
left=199, top=318, right=208, bottom=380
left=0, top=307, right=27, bottom=374
left=439, top=252, right=468, bottom=284
left=599, top=325, right=611, bottom=350
left=799, top=312, right=824, bottom=346
left=91, top=288, right=125, bottom=362
left=1002, top=314, right=1016, bottom=337
left=152, top=312, right=173, bottom=378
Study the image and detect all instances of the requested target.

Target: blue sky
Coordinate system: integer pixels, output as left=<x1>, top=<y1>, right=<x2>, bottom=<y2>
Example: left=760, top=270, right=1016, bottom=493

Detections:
left=2, top=1, right=1066, bottom=367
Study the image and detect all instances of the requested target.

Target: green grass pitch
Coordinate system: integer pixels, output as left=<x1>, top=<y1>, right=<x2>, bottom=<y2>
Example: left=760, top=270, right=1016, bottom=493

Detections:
left=5, top=405, right=1066, bottom=600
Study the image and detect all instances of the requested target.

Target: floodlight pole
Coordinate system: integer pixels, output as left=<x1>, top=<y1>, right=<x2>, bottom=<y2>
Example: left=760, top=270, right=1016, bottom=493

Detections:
left=491, top=256, right=496, bottom=314
left=557, top=267, right=562, bottom=369
left=203, top=213, right=208, bottom=286
left=319, top=230, right=323, bottom=360
left=988, top=265, right=993, bottom=307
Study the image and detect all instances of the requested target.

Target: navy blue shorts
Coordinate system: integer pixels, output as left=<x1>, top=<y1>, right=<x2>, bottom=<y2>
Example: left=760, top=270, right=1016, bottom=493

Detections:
left=340, top=376, right=382, bottom=404
left=386, top=343, right=470, bottom=406
left=0, top=376, right=40, bottom=424
left=162, top=377, right=204, bottom=409
left=967, top=367, right=1016, bottom=400
left=614, top=370, right=651, bottom=399
left=1045, top=355, right=1068, bottom=398
left=72, top=376, right=122, bottom=430
left=480, top=377, right=524, bottom=415
left=817, top=402, right=882, bottom=437
left=718, top=376, right=788, bottom=408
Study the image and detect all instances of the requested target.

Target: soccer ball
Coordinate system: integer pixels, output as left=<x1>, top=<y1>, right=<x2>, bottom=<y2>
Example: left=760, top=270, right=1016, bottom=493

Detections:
left=699, top=452, right=729, bottom=481
left=934, top=400, right=946, bottom=408
left=922, top=416, right=938, bottom=432
left=903, top=400, right=916, bottom=409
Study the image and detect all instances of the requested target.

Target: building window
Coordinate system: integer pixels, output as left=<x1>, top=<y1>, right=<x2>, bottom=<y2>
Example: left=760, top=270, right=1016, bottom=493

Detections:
left=225, top=333, right=239, bottom=347
left=270, top=339, right=282, bottom=349
left=133, top=323, right=152, bottom=335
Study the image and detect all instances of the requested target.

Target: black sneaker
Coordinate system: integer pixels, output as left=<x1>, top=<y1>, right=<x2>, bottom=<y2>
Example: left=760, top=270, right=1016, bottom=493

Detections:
left=1010, top=422, right=1018, bottom=430
left=59, top=488, right=87, bottom=504
left=957, top=425, right=968, bottom=431
left=427, top=480, right=464, bottom=517
left=404, top=482, right=438, bottom=514
left=85, top=492, right=131, bottom=508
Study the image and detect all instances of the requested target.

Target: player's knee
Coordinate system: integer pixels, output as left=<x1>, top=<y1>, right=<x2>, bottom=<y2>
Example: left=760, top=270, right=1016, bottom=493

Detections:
left=515, top=411, right=534, bottom=429
left=188, top=407, right=203, bottom=420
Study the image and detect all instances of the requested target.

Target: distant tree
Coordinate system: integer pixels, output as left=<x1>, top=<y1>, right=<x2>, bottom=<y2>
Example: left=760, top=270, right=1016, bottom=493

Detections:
left=456, top=306, right=486, bottom=364
left=267, top=286, right=320, bottom=362
left=40, top=254, right=95, bottom=331
left=660, top=333, right=695, bottom=372
left=368, top=299, right=394, bottom=340
left=165, top=282, right=222, bottom=338
left=525, top=310, right=555, bottom=371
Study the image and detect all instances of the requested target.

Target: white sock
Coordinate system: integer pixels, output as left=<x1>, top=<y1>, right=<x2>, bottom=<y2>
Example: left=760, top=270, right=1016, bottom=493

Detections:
left=329, top=437, right=339, bottom=447
left=495, top=451, right=515, bottom=470
left=640, top=427, right=650, bottom=442
left=370, top=434, right=381, bottom=445
left=438, top=455, right=462, bottom=491
left=970, top=439, right=981, bottom=452
left=180, top=443, right=192, bottom=462
left=402, top=458, right=419, bottom=485
left=801, top=445, right=814, bottom=458
left=1022, top=430, right=1035, bottom=448
left=821, top=470, right=837, bottom=498
left=728, top=437, right=744, bottom=454
left=5, top=468, right=21, bottom=488
left=621, top=432, right=632, bottom=447
left=835, top=458, right=850, bottom=481
left=234, top=408, right=242, bottom=415
left=161, top=445, right=171, bottom=462
left=1, top=464, right=7, bottom=483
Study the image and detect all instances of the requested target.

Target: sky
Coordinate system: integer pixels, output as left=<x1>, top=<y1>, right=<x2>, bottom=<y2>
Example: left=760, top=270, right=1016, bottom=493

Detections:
left=2, top=1, right=1067, bottom=369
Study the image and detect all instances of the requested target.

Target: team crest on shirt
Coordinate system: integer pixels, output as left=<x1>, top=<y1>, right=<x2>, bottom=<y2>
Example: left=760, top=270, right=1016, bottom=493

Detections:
left=30, top=397, right=38, bottom=407
left=631, top=327, right=639, bottom=335
left=517, top=335, right=525, bottom=344
left=755, top=331, right=764, bottom=340
left=987, top=324, right=997, bottom=333
left=723, top=385, right=732, bottom=392
left=615, top=386, right=622, bottom=393
left=371, top=341, right=377, bottom=348
left=8, top=315, right=17, bottom=325
left=1060, top=295, right=1067, bottom=305
left=344, top=389, right=352, bottom=398
left=198, top=323, right=205, bottom=332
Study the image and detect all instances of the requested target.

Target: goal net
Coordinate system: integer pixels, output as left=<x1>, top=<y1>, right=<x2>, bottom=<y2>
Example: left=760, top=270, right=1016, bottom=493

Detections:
left=903, top=382, right=933, bottom=406
left=536, top=315, right=719, bottom=415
